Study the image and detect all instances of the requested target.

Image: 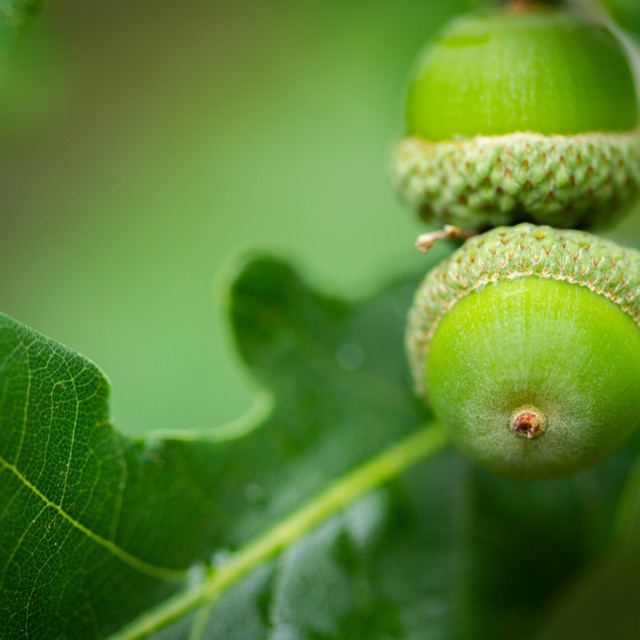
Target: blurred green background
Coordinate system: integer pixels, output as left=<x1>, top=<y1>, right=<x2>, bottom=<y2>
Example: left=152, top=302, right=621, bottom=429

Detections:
left=2, top=0, right=640, bottom=436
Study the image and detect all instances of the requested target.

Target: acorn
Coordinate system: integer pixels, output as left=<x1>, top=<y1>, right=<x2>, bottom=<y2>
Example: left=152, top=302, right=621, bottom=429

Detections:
left=407, top=223, right=640, bottom=480
left=392, top=4, right=640, bottom=231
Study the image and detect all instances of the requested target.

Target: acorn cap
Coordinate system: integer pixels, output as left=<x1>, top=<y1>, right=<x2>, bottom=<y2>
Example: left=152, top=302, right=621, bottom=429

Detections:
left=393, top=7, right=640, bottom=230
left=407, top=223, right=640, bottom=479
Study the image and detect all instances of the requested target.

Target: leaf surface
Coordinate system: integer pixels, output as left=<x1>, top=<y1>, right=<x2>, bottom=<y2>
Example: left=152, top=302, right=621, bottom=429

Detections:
left=536, top=458, right=640, bottom=640
left=0, top=256, right=634, bottom=639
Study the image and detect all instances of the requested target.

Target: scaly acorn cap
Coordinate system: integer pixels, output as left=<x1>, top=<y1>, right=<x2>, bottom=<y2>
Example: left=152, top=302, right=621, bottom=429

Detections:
left=392, top=6, right=640, bottom=231
left=407, top=223, right=640, bottom=480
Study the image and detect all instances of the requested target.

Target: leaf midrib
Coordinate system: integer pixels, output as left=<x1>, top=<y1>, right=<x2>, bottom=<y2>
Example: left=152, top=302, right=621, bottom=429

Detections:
left=107, top=423, right=447, bottom=640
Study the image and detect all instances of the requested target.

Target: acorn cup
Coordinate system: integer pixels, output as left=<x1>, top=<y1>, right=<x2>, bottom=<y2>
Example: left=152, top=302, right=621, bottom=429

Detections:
left=392, top=4, right=640, bottom=232
left=406, top=223, right=640, bottom=480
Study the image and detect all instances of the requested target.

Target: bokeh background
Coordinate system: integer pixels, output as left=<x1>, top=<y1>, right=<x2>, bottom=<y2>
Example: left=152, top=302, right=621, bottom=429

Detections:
left=1, top=0, right=639, bottom=436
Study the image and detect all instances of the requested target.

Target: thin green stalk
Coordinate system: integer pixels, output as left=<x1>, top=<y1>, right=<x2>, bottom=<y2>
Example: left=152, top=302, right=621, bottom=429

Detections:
left=108, top=423, right=448, bottom=640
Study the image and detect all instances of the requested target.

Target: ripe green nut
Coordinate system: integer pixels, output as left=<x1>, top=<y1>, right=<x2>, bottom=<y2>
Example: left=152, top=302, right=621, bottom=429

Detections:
left=392, top=6, right=640, bottom=231
left=407, top=223, right=640, bottom=480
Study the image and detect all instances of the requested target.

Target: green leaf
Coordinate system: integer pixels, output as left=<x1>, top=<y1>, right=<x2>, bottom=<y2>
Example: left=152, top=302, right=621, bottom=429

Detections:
left=536, top=459, right=640, bottom=640
left=0, top=256, right=635, bottom=639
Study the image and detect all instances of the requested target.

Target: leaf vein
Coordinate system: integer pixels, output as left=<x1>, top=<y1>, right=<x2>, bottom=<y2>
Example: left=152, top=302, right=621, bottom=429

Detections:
left=108, top=423, right=447, bottom=640
left=0, top=455, right=188, bottom=581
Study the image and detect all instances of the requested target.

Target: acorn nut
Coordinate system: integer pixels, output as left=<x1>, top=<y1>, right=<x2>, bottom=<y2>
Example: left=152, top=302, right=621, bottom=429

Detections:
left=392, top=5, right=640, bottom=231
left=407, top=223, right=640, bottom=480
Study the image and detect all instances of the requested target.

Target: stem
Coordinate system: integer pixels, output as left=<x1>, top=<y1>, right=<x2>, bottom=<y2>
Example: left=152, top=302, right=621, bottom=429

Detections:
left=415, top=225, right=476, bottom=255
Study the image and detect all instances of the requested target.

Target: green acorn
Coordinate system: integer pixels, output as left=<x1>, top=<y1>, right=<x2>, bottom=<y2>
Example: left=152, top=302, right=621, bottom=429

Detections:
left=392, top=5, right=640, bottom=231
left=407, top=223, right=640, bottom=480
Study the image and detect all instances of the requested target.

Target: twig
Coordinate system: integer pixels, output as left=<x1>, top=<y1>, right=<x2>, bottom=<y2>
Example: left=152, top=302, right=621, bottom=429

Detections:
left=415, top=225, right=477, bottom=254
